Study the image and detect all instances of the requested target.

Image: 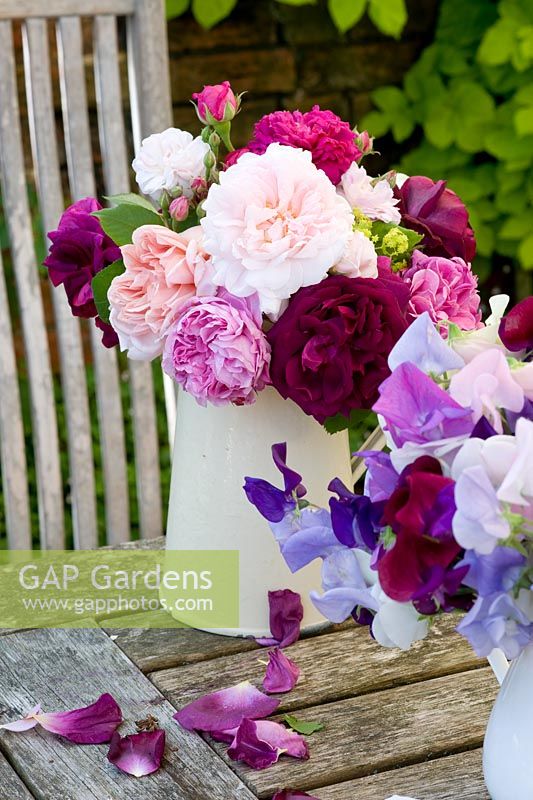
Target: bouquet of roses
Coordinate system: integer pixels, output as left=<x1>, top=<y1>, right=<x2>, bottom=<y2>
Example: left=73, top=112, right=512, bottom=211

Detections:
left=44, top=81, right=481, bottom=428
left=245, top=296, right=533, bottom=660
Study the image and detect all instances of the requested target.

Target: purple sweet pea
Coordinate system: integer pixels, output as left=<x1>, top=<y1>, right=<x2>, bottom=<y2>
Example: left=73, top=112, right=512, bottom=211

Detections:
left=387, top=312, right=465, bottom=375
left=506, top=398, right=533, bottom=432
left=373, top=362, right=474, bottom=447
left=244, top=443, right=306, bottom=523
left=276, top=507, right=339, bottom=573
left=328, top=477, right=383, bottom=551
left=470, top=416, right=499, bottom=439
left=457, top=592, right=533, bottom=659
left=460, top=547, right=526, bottom=595
left=453, top=465, right=510, bottom=554
left=311, top=549, right=377, bottom=623
left=357, top=450, right=399, bottom=502
left=257, top=589, right=304, bottom=648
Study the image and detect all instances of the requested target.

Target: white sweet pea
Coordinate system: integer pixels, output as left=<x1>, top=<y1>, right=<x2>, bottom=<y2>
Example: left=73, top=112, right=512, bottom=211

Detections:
left=371, top=585, right=429, bottom=651
left=132, top=128, right=209, bottom=201
left=450, top=294, right=511, bottom=363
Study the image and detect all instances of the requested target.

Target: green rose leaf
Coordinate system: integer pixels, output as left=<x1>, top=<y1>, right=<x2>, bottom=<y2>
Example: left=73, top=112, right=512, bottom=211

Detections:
left=327, top=0, right=367, bottom=33
left=323, top=408, right=378, bottom=435
left=368, top=0, right=407, bottom=38
left=283, top=714, right=324, bottom=735
left=91, top=259, right=125, bottom=325
left=192, top=0, right=238, bottom=28
left=92, top=204, right=164, bottom=246
left=105, top=193, right=159, bottom=212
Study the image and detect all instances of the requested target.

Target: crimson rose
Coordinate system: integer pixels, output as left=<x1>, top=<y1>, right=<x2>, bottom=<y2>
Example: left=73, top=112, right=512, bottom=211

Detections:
left=267, top=273, right=409, bottom=422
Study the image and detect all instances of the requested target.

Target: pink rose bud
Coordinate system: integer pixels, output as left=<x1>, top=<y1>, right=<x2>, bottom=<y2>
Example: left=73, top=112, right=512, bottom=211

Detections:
left=192, top=81, right=238, bottom=124
left=169, top=196, right=189, bottom=222
left=354, top=129, right=374, bottom=159
left=191, top=177, right=209, bottom=201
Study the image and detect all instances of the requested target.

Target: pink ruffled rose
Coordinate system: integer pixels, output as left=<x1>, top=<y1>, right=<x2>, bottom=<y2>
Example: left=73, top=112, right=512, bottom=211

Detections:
left=162, top=291, right=271, bottom=407
left=404, top=249, right=481, bottom=332
left=192, top=81, right=238, bottom=124
left=109, top=225, right=214, bottom=360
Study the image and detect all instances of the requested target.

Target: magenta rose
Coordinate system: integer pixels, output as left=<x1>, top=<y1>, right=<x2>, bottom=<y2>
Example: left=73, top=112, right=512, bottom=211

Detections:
left=404, top=249, right=482, bottom=331
left=267, top=273, right=409, bottom=422
left=395, top=176, right=476, bottom=262
left=243, top=107, right=363, bottom=185
left=192, top=81, right=238, bottom=124
left=162, top=291, right=271, bottom=407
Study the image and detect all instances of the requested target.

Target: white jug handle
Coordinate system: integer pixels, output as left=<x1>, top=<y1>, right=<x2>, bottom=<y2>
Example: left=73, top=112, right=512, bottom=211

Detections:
left=488, top=648, right=510, bottom=685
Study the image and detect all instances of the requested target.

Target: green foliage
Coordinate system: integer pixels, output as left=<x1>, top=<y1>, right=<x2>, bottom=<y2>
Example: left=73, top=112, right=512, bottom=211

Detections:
left=324, top=408, right=377, bottom=435
left=92, top=260, right=125, bottom=324
left=165, top=0, right=407, bottom=37
left=92, top=203, right=163, bottom=247
left=361, top=0, right=533, bottom=271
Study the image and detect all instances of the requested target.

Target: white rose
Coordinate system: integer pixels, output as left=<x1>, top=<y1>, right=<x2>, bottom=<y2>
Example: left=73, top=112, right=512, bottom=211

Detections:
left=132, top=128, right=209, bottom=201
left=338, top=162, right=401, bottom=224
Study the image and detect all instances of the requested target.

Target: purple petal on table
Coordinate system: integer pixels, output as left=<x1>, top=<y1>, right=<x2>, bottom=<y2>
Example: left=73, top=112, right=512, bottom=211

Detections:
left=272, top=791, right=320, bottom=800
left=256, top=589, right=304, bottom=648
left=8, top=694, right=123, bottom=743
left=0, top=704, right=41, bottom=732
left=107, top=729, right=165, bottom=777
left=173, top=681, right=280, bottom=732
left=262, top=649, right=300, bottom=693
left=228, top=718, right=308, bottom=770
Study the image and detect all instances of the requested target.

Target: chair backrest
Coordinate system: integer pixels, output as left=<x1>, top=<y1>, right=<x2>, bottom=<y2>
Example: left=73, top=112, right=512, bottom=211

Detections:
left=0, top=0, right=174, bottom=549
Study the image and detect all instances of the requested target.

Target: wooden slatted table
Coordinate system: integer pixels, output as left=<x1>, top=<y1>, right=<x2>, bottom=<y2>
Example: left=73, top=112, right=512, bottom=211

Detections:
left=0, top=538, right=495, bottom=799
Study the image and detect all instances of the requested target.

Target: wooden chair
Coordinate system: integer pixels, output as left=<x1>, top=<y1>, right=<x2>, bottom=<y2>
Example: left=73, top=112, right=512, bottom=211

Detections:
left=0, top=0, right=174, bottom=549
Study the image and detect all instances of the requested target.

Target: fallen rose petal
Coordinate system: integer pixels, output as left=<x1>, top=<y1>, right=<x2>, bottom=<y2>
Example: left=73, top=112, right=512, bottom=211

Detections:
left=272, top=791, right=321, bottom=800
left=0, top=695, right=122, bottom=744
left=107, top=729, right=165, bottom=777
left=263, top=649, right=300, bottom=693
left=257, top=589, right=303, bottom=648
left=0, top=704, right=41, bottom=732
left=228, top=718, right=308, bottom=770
left=174, top=681, right=280, bottom=732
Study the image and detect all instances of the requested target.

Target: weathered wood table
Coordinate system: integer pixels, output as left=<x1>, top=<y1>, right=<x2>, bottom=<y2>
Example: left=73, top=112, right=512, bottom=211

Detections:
left=0, top=538, right=496, bottom=800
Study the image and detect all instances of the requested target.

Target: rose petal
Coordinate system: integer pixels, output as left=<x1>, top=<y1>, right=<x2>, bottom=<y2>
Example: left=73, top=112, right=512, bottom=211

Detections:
left=0, top=695, right=122, bottom=744
left=173, top=681, right=279, bottom=732
left=272, top=791, right=320, bottom=800
left=256, top=589, right=303, bottom=648
left=107, top=729, right=165, bottom=777
left=263, top=649, right=300, bottom=693
left=227, top=718, right=308, bottom=770
left=0, top=704, right=41, bottom=732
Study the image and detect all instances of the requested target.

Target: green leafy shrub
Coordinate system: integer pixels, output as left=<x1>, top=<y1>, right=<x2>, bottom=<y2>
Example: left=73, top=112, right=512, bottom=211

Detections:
left=166, top=0, right=408, bottom=37
left=361, top=0, right=533, bottom=277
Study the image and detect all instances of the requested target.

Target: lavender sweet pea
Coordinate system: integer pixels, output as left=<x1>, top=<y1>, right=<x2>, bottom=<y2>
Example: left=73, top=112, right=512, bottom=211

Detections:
left=244, top=443, right=306, bottom=523
left=457, top=593, right=533, bottom=659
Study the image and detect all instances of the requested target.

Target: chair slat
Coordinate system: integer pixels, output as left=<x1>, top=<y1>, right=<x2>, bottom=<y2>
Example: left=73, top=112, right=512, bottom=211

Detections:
left=0, top=250, right=32, bottom=547
left=0, top=0, right=135, bottom=19
left=0, top=20, right=65, bottom=548
left=127, top=0, right=177, bottom=456
left=93, top=14, right=162, bottom=539
left=56, top=15, right=130, bottom=544
left=22, top=18, right=98, bottom=549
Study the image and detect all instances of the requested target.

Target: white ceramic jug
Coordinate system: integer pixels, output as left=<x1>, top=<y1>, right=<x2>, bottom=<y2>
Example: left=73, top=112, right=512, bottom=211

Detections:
left=165, top=386, right=352, bottom=637
left=484, top=643, right=533, bottom=799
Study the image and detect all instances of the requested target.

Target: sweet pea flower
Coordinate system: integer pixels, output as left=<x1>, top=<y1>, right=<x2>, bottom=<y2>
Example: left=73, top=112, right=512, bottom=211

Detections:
left=192, top=81, right=238, bottom=124
left=460, top=547, right=526, bottom=596
left=449, top=349, right=524, bottom=432
left=201, top=143, right=353, bottom=319
left=132, top=128, right=209, bottom=201
left=457, top=592, right=533, bottom=659
left=497, top=417, right=533, bottom=507
left=453, top=465, right=510, bottom=554
left=310, top=548, right=377, bottom=624
left=450, top=294, right=510, bottom=363
left=338, top=162, right=401, bottom=223
left=387, top=311, right=465, bottom=374
left=244, top=442, right=306, bottom=524
left=371, top=586, right=429, bottom=650
left=404, top=250, right=481, bottom=332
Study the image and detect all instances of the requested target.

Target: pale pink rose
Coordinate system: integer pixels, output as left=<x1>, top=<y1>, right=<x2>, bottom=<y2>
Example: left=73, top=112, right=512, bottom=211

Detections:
left=333, top=230, right=378, bottom=279
left=109, top=225, right=214, bottom=360
left=201, top=143, right=353, bottom=320
left=338, top=162, right=401, bottom=224
left=449, top=349, right=524, bottom=433
left=162, top=291, right=270, bottom=406
left=405, top=250, right=482, bottom=332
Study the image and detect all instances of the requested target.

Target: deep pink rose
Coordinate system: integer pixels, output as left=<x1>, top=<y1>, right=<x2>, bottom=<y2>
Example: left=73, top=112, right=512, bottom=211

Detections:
left=162, top=291, right=270, bottom=406
left=404, top=249, right=482, bottom=331
left=267, top=273, right=409, bottom=422
left=499, top=296, right=533, bottom=352
left=192, top=81, right=238, bottom=124
left=243, top=106, right=363, bottom=184
left=395, top=176, right=476, bottom=262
